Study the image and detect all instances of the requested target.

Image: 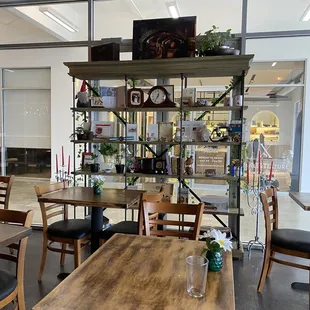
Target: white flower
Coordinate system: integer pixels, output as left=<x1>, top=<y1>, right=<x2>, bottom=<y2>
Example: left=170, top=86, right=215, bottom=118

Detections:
left=210, top=229, right=233, bottom=252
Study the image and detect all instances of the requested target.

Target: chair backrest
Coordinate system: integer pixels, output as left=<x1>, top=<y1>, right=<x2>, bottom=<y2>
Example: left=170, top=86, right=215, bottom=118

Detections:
left=0, top=175, right=14, bottom=210
left=260, top=187, right=278, bottom=244
left=34, top=182, right=67, bottom=232
left=0, top=209, right=34, bottom=287
left=142, top=185, right=165, bottom=203
left=143, top=182, right=174, bottom=202
left=140, top=201, right=204, bottom=240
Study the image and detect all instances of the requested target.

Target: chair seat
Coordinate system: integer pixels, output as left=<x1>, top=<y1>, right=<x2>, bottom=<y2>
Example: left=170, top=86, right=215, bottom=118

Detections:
left=272, top=229, right=310, bottom=253
left=0, top=269, right=17, bottom=301
left=47, top=219, right=91, bottom=240
left=99, top=221, right=138, bottom=241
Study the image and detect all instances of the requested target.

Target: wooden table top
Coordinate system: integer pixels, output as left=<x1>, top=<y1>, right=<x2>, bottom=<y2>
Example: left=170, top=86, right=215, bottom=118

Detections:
left=0, top=223, right=32, bottom=247
left=38, top=187, right=145, bottom=209
left=33, top=234, right=235, bottom=310
left=289, top=192, right=310, bottom=211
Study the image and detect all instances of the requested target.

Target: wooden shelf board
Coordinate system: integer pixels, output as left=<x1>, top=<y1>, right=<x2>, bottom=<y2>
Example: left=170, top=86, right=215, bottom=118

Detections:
left=64, top=55, right=254, bottom=80
left=182, top=174, right=244, bottom=181
left=72, top=171, right=123, bottom=177
left=71, top=140, right=240, bottom=146
left=71, top=106, right=247, bottom=113
left=203, top=208, right=244, bottom=216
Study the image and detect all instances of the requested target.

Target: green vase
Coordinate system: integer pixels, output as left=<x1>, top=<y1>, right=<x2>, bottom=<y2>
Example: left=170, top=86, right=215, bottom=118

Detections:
left=206, top=251, right=223, bottom=272
left=93, top=185, right=102, bottom=195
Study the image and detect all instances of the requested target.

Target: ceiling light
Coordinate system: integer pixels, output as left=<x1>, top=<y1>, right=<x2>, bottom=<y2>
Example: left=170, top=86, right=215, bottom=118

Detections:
left=166, top=1, right=181, bottom=19
left=271, top=62, right=277, bottom=67
left=39, top=7, right=78, bottom=33
left=301, top=4, right=310, bottom=22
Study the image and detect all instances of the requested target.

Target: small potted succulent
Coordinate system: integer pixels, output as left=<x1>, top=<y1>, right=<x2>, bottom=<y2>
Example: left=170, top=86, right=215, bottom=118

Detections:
left=90, top=154, right=100, bottom=173
left=91, top=176, right=104, bottom=195
left=198, top=25, right=239, bottom=57
left=201, top=229, right=233, bottom=272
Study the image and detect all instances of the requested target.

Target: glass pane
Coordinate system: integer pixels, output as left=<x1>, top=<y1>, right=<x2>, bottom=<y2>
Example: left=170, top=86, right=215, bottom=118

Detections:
left=245, top=61, right=305, bottom=85
left=0, top=3, right=87, bottom=44
left=247, top=0, right=310, bottom=32
left=245, top=87, right=303, bottom=192
left=95, top=0, right=242, bottom=40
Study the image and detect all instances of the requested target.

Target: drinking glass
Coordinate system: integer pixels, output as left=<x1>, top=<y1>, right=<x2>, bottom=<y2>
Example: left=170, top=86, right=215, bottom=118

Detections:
left=186, top=255, right=208, bottom=298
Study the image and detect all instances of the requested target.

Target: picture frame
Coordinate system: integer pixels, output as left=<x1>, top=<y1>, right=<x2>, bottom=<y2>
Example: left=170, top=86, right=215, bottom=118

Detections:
left=127, top=88, right=144, bottom=108
left=82, top=152, right=93, bottom=170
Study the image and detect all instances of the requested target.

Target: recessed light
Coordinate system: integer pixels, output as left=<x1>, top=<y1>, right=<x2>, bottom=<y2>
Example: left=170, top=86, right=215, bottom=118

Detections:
left=301, top=4, right=310, bottom=22
left=166, top=1, right=181, bottom=19
left=271, top=62, right=277, bottom=67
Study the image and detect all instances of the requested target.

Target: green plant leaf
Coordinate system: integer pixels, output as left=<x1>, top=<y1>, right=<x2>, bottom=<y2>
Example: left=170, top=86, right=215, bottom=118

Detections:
left=201, top=248, right=208, bottom=257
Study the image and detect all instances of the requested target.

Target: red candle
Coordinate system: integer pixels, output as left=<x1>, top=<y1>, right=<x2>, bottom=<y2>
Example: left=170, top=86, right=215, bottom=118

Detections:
left=68, top=155, right=70, bottom=175
left=258, top=151, right=261, bottom=174
left=62, top=146, right=64, bottom=166
left=269, top=161, right=273, bottom=181
left=246, top=160, right=250, bottom=184
left=56, top=154, right=59, bottom=173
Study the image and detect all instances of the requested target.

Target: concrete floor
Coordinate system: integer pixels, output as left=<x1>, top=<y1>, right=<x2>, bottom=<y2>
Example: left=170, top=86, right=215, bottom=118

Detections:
left=0, top=230, right=308, bottom=310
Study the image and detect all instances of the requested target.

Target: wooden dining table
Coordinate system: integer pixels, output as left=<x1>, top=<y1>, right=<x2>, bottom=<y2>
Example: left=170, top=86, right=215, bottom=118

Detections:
left=38, top=187, right=145, bottom=252
left=0, top=223, right=32, bottom=247
left=33, top=234, right=235, bottom=310
left=289, top=191, right=310, bottom=291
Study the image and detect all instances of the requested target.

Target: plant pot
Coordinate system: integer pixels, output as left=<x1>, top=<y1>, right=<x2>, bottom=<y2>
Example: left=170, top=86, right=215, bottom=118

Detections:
left=115, top=164, right=125, bottom=174
left=82, top=133, right=89, bottom=140
left=201, top=47, right=240, bottom=57
left=206, top=251, right=223, bottom=272
left=90, top=163, right=100, bottom=173
left=77, top=133, right=84, bottom=140
left=93, top=185, right=102, bottom=195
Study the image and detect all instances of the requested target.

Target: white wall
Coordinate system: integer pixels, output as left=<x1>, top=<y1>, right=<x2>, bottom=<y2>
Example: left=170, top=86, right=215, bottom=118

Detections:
left=246, top=37, right=309, bottom=191
left=0, top=47, right=87, bottom=179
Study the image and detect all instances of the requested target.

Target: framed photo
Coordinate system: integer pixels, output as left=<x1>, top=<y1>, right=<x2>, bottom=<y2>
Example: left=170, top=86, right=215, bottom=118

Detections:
left=127, top=88, right=144, bottom=108
left=82, top=152, right=93, bottom=170
left=162, top=85, right=174, bottom=102
left=132, top=17, right=196, bottom=60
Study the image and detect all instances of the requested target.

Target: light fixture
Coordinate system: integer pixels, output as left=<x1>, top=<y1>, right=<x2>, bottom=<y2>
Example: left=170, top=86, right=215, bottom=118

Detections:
left=39, top=7, right=78, bottom=33
left=4, top=69, right=14, bottom=73
left=271, top=62, right=277, bottom=67
left=166, top=1, right=181, bottom=19
left=300, top=4, right=310, bottom=22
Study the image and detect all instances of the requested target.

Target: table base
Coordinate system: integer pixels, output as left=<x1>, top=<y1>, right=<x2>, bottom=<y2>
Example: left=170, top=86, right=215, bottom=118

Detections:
left=57, top=273, right=70, bottom=280
left=91, top=207, right=103, bottom=253
left=291, top=282, right=309, bottom=291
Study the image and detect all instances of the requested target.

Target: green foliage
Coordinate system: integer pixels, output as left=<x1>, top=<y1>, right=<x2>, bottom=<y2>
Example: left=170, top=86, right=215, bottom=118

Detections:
left=199, top=25, right=235, bottom=54
left=91, top=176, right=104, bottom=188
left=98, top=143, right=118, bottom=157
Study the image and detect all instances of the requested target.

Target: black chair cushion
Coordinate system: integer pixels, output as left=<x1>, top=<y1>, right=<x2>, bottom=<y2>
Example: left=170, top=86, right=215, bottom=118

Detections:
left=47, top=219, right=91, bottom=239
left=272, top=229, right=310, bottom=253
left=99, top=221, right=138, bottom=241
left=0, top=269, right=17, bottom=301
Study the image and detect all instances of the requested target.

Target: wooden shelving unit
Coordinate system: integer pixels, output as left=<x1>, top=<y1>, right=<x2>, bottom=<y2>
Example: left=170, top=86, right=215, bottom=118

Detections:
left=66, top=55, right=253, bottom=257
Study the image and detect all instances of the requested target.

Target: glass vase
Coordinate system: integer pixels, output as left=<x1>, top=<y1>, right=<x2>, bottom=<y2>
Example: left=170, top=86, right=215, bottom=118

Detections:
left=206, top=251, right=223, bottom=272
left=93, top=185, right=102, bottom=195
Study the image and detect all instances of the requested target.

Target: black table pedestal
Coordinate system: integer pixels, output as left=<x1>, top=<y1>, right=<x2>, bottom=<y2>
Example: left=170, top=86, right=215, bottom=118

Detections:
left=91, top=207, right=103, bottom=253
left=291, top=282, right=309, bottom=291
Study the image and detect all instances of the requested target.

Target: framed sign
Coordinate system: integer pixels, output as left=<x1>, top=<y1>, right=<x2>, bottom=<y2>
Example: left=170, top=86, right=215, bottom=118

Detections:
left=82, top=152, right=93, bottom=170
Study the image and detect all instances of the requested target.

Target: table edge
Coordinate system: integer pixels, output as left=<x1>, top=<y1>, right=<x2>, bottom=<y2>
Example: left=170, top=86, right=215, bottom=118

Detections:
left=289, top=192, right=310, bottom=211
left=0, top=224, right=32, bottom=247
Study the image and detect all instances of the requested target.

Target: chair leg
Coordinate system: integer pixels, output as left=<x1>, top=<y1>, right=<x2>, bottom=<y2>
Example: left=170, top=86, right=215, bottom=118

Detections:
left=60, top=243, right=67, bottom=266
left=17, top=285, right=26, bottom=310
left=38, top=236, right=48, bottom=282
left=74, top=240, right=81, bottom=269
left=257, top=246, right=271, bottom=292
left=267, top=251, right=275, bottom=277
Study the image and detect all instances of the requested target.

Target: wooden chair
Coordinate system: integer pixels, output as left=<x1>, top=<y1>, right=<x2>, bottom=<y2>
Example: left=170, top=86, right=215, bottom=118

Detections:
left=99, top=188, right=165, bottom=244
left=0, top=175, right=14, bottom=210
left=141, top=201, right=204, bottom=240
left=0, top=209, right=34, bottom=310
left=34, top=183, right=91, bottom=281
left=257, top=187, right=310, bottom=292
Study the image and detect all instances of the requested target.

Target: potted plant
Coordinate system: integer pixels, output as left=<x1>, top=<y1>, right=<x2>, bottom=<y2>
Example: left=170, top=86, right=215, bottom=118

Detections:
left=201, top=229, right=233, bottom=272
left=70, top=126, right=85, bottom=141
left=198, top=25, right=239, bottom=57
left=115, top=154, right=125, bottom=174
left=98, top=143, right=118, bottom=170
left=91, top=176, right=104, bottom=195
left=90, top=154, right=100, bottom=173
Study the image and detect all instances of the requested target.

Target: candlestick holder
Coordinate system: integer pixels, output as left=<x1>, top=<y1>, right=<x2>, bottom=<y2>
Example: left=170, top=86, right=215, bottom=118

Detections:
left=55, top=165, right=72, bottom=185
